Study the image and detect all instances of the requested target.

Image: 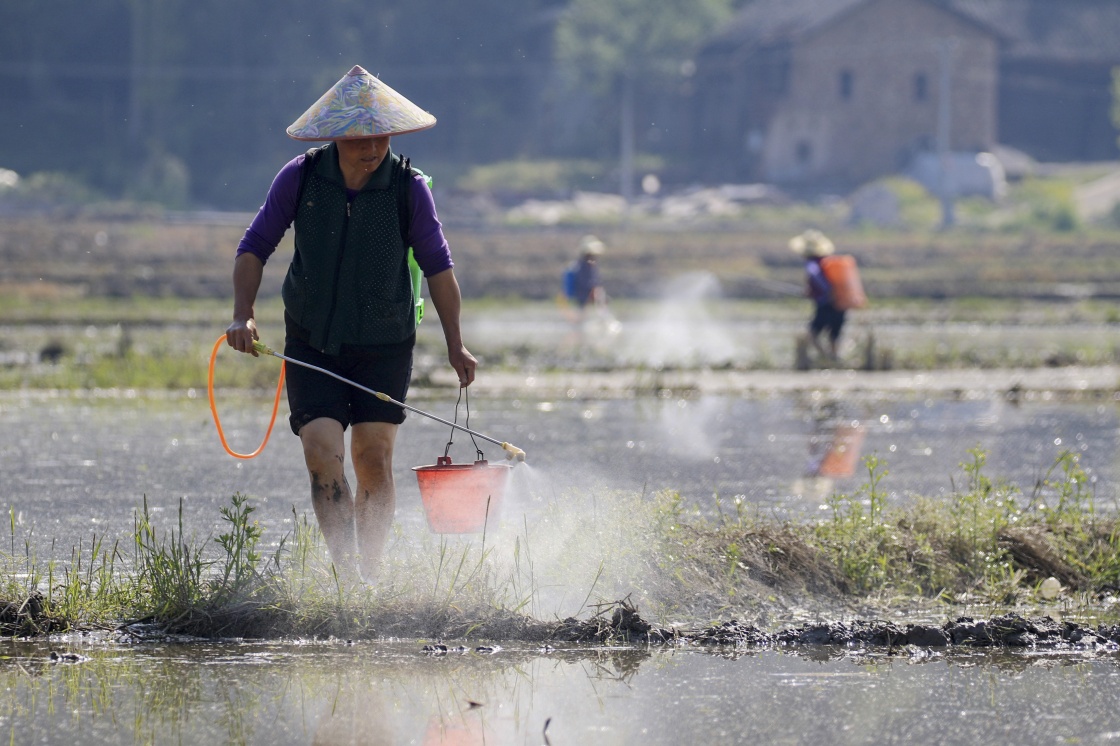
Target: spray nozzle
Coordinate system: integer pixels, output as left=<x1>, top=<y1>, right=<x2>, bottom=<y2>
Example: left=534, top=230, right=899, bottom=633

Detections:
left=252, top=340, right=275, bottom=356
left=501, top=442, right=527, bottom=462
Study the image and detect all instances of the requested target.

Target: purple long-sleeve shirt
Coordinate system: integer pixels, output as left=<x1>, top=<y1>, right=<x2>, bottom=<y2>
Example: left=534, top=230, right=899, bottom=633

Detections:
left=236, top=152, right=453, bottom=277
left=805, top=258, right=832, bottom=304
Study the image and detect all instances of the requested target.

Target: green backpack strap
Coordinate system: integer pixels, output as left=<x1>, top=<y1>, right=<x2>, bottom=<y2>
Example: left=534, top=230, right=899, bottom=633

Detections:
left=397, top=155, right=429, bottom=327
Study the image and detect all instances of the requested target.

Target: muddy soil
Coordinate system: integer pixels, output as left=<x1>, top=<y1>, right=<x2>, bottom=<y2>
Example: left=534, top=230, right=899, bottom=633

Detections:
left=554, top=602, right=1120, bottom=653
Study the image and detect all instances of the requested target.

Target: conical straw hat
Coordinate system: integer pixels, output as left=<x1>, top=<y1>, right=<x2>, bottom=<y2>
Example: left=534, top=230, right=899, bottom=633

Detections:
left=286, top=65, right=437, bottom=141
left=578, top=235, right=606, bottom=256
left=788, top=229, right=835, bottom=257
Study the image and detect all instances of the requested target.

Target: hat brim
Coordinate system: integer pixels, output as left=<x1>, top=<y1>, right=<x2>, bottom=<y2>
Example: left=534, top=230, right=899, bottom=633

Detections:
left=789, top=235, right=834, bottom=257
left=286, top=65, right=437, bottom=141
left=287, top=122, right=436, bottom=142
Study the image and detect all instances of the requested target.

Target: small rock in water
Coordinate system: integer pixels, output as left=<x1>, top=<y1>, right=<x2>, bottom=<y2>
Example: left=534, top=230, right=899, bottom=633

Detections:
left=1040, top=577, right=1062, bottom=600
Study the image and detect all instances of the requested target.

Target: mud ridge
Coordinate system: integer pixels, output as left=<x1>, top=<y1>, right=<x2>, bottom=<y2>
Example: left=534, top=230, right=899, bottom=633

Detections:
left=554, top=601, right=1120, bottom=651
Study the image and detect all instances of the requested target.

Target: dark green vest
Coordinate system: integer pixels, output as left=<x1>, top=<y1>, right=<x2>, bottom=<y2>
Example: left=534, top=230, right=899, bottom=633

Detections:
left=281, top=144, right=415, bottom=355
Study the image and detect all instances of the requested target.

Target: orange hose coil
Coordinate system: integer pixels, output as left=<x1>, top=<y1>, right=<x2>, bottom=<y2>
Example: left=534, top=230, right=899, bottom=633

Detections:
left=207, top=335, right=285, bottom=459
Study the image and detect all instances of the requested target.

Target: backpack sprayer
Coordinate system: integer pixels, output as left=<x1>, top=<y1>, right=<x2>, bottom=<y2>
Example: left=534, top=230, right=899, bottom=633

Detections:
left=207, top=335, right=527, bottom=463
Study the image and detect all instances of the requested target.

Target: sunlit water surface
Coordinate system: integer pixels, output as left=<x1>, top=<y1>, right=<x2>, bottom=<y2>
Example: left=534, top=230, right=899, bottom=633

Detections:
left=1, top=392, right=1117, bottom=555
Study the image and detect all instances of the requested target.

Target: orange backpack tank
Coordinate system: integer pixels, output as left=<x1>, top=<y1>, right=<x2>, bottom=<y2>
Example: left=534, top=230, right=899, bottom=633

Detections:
left=819, top=254, right=867, bottom=310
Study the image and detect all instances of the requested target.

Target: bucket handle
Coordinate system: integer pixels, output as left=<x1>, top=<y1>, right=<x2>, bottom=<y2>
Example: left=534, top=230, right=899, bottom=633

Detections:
left=443, top=386, right=485, bottom=462
left=434, top=456, right=490, bottom=467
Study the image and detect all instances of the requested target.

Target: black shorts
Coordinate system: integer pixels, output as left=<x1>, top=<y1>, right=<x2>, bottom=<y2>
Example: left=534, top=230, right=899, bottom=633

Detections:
left=810, top=302, right=846, bottom=342
left=284, top=317, right=414, bottom=436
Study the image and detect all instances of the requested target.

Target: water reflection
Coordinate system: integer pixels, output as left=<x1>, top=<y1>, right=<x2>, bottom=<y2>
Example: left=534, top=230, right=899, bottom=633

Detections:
left=3, top=640, right=1120, bottom=744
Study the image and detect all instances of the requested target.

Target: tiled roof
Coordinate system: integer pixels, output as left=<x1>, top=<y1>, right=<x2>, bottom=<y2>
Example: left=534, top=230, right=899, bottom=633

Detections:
left=704, top=0, right=1120, bottom=63
left=703, top=0, right=998, bottom=54
left=952, top=0, right=1120, bottom=63
left=702, top=0, right=868, bottom=54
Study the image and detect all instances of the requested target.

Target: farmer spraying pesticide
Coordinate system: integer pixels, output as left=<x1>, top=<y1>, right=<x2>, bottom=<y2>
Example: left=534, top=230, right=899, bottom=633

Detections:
left=789, top=229, right=866, bottom=365
left=224, top=66, right=477, bottom=584
left=560, top=234, right=620, bottom=348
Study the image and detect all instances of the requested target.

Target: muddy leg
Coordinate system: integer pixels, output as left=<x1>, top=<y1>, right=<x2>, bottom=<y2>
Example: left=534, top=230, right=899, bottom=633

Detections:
left=299, top=418, right=359, bottom=581
left=351, top=422, right=398, bottom=583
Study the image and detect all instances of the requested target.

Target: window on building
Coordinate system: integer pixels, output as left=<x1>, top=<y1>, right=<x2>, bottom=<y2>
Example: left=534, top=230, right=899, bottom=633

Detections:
left=759, top=45, right=791, bottom=94
left=796, top=140, right=813, bottom=165
left=914, top=72, right=928, bottom=102
left=839, top=69, right=853, bottom=100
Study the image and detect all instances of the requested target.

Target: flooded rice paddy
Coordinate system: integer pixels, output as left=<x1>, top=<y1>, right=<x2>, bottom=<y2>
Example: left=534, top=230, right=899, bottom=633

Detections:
left=4, top=325, right=1120, bottom=740
left=3, top=388, right=1118, bottom=554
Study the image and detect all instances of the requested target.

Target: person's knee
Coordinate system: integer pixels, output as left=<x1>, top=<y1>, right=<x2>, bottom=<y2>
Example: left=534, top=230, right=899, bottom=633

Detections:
left=300, top=418, right=346, bottom=472
left=353, top=442, right=393, bottom=481
left=352, top=424, right=396, bottom=484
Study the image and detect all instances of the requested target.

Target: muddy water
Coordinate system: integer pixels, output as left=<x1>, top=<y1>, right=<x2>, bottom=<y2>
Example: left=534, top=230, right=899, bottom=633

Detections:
left=1, top=390, right=1118, bottom=555
left=3, top=638, right=1120, bottom=744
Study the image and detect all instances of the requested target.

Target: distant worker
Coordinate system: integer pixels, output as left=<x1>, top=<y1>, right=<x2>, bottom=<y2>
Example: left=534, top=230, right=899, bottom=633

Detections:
left=566, top=234, right=607, bottom=311
left=561, top=234, right=620, bottom=348
left=790, top=229, right=865, bottom=363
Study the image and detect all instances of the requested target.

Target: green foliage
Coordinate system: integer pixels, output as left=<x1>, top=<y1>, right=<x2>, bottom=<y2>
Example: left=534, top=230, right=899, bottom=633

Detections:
left=0, top=172, right=106, bottom=210
left=815, top=455, right=893, bottom=592
left=557, top=0, right=733, bottom=87
left=1031, top=449, right=1093, bottom=528
left=132, top=498, right=208, bottom=618
left=944, top=447, right=1022, bottom=588
left=1008, top=177, right=1081, bottom=232
left=803, top=447, right=1118, bottom=604
left=213, top=494, right=263, bottom=601
left=458, top=159, right=611, bottom=195
left=0, top=0, right=562, bottom=208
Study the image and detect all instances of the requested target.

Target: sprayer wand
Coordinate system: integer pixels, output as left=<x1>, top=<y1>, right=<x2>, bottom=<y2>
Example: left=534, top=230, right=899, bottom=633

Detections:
left=252, top=340, right=526, bottom=462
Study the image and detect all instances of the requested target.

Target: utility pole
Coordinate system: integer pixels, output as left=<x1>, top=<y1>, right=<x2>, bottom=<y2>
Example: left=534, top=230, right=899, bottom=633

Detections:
left=620, top=70, right=635, bottom=220
left=936, top=38, right=958, bottom=229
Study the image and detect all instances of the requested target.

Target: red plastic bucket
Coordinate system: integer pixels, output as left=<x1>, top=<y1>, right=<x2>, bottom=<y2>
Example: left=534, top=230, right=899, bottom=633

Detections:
left=413, top=456, right=512, bottom=534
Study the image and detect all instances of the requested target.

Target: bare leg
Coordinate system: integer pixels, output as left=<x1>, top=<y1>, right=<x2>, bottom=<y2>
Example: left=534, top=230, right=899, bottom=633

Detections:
left=351, top=422, right=399, bottom=582
left=299, top=418, right=359, bottom=581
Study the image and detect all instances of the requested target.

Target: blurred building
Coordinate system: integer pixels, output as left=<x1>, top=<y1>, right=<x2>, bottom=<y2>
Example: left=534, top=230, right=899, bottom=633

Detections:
left=959, top=0, right=1120, bottom=163
left=692, top=0, right=1120, bottom=187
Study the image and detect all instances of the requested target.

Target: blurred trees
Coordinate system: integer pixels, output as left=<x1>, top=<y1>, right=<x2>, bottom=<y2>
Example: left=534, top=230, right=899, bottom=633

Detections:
left=0, top=0, right=561, bottom=207
left=555, top=0, right=732, bottom=198
left=0, top=0, right=729, bottom=209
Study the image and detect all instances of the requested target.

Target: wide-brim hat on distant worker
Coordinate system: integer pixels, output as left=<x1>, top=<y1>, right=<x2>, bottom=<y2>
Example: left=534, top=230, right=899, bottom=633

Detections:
left=788, top=229, right=835, bottom=258
left=286, top=65, right=437, bottom=141
left=578, top=235, right=607, bottom=257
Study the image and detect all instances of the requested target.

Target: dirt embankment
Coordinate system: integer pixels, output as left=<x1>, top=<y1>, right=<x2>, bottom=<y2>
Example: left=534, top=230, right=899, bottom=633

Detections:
left=554, top=602, right=1120, bottom=653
